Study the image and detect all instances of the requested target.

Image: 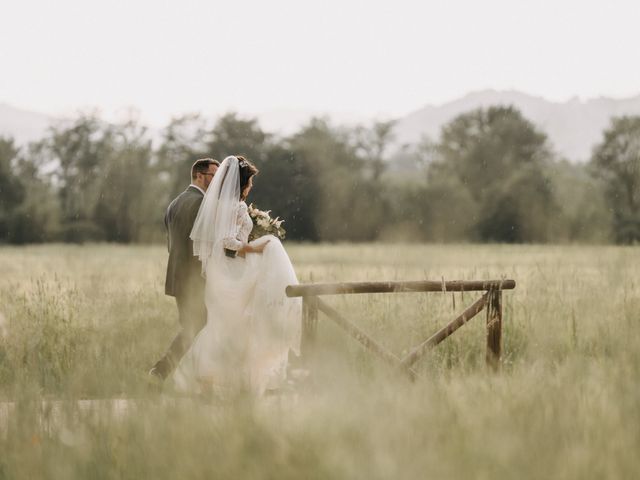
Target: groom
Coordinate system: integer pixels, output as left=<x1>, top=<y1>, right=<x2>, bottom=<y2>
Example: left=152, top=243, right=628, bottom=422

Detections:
left=149, top=158, right=220, bottom=382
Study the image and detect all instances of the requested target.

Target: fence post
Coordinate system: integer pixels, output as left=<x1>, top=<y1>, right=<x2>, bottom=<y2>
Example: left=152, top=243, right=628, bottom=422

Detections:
left=301, top=295, right=319, bottom=362
left=486, top=288, right=502, bottom=370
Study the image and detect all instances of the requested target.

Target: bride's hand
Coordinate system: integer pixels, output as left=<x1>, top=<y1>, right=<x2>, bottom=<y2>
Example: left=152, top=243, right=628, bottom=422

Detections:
left=240, top=239, right=270, bottom=254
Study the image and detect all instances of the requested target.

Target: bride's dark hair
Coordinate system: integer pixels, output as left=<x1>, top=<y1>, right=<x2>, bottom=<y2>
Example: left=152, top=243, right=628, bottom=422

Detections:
left=237, top=156, right=259, bottom=199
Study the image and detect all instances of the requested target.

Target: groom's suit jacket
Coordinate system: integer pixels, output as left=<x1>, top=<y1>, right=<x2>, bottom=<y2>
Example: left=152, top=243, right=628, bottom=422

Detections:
left=164, top=185, right=205, bottom=297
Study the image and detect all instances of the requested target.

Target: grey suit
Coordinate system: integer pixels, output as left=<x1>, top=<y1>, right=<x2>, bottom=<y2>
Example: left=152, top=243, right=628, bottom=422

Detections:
left=152, top=186, right=208, bottom=379
left=164, top=186, right=206, bottom=297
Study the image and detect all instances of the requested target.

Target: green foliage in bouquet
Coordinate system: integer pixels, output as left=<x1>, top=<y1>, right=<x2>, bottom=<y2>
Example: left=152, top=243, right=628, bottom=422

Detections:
left=248, top=204, right=286, bottom=241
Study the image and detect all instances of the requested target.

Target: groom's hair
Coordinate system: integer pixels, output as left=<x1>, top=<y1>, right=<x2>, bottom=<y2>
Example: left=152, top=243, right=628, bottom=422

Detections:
left=191, top=158, right=220, bottom=180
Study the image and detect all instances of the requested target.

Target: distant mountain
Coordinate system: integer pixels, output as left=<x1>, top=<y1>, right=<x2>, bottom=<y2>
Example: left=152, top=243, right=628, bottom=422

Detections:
left=394, top=90, right=640, bottom=162
left=253, top=108, right=377, bottom=137
left=0, top=103, right=55, bottom=144
left=0, top=103, right=374, bottom=146
left=4, top=91, right=640, bottom=161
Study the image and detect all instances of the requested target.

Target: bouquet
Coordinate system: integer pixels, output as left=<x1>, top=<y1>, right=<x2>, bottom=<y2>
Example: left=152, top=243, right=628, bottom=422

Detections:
left=247, top=203, right=286, bottom=241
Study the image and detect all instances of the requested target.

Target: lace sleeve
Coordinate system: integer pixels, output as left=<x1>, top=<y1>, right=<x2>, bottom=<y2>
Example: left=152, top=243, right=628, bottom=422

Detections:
left=222, top=203, right=247, bottom=251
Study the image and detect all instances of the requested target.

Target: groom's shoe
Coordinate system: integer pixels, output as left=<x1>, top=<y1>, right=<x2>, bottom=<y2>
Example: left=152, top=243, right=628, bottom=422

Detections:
left=147, top=367, right=165, bottom=392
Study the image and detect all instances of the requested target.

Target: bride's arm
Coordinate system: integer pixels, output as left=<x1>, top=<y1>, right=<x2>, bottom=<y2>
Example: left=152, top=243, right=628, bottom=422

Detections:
left=222, top=203, right=270, bottom=256
left=239, top=238, right=270, bottom=254
left=222, top=204, right=246, bottom=255
left=222, top=235, right=244, bottom=251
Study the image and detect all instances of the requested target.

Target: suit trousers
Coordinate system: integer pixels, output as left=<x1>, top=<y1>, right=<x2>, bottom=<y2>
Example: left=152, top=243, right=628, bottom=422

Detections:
left=153, top=285, right=207, bottom=379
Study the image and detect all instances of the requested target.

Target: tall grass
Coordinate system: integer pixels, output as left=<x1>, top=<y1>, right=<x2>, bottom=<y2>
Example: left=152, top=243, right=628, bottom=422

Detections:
left=0, top=243, right=638, bottom=479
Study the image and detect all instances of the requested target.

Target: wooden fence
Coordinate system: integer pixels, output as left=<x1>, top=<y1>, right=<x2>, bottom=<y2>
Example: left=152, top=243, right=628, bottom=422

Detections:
left=286, top=279, right=516, bottom=380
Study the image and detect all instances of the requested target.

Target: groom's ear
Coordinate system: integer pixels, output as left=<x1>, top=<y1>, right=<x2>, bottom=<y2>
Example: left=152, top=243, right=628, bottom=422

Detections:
left=191, top=158, right=220, bottom=181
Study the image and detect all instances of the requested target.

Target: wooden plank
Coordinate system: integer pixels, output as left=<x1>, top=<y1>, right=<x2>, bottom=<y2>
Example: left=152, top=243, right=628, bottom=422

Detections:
left=286, top=280, right=515, bottom=298
left=400, top=293, right=489, bottom=368
left=486, top=289, right=502, bottom=371
left=301, top=296, right=318, bottom=361
left=315, top=298, right=417, bottom=380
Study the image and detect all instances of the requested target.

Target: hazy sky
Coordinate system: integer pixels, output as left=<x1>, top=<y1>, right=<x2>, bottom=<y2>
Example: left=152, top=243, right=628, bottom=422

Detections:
left=2, top=0, right=639, bottom=125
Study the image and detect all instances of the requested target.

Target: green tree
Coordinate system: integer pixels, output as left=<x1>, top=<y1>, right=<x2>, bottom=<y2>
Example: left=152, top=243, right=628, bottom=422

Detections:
left=206, top=112, right=269, bottom=163
left=428, top=106, right=559, bottom=242
left=157, top=114, right=210, bottom=200
left=9, top=142, right=61, bottom=243
left=35, top=114, right=159, bottom=243
left=93, top=119, right=155, bottom=242
left=40, top=115, right=114, bottom=241
left=0, top=137, right=25, bottom=242
left=288, top=119, right=382, bottom=241
left=0, top=137, right=25, bottom=241
left=354, top=120, right=396, bottom=181
left=249, top=143, right=320, bottom=241
left=591, top=116, right=640, bottom=243
left=547, top=160, right=612, bottom=242
left=0, top=138, right=62, bottom=243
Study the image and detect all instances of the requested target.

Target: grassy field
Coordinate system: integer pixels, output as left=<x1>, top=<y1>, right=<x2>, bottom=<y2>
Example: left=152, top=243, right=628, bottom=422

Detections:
left=0, top=243, right=639, bottom=479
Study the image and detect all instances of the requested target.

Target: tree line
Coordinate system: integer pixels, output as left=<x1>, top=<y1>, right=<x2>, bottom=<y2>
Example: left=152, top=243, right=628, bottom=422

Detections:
left=0, top=106, right=639, bottom=244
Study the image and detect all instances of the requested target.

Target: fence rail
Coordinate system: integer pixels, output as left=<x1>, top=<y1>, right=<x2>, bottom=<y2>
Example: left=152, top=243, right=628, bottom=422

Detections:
left=286, top=279, right=515, bottom=297
left=287, top=279, right=516, bottom=379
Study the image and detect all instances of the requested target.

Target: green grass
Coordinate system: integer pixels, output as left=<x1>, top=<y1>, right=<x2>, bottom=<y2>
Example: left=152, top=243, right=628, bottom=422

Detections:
left=0, top=243, right=639, bottom=479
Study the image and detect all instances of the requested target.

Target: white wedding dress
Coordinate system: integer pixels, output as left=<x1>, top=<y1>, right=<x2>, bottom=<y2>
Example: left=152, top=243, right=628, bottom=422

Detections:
left=172, top=157, right=301, bottom=396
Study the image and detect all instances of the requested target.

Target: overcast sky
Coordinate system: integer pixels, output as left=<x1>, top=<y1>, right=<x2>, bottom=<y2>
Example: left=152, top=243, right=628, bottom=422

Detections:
left=2, top=0, right=639, bottom=125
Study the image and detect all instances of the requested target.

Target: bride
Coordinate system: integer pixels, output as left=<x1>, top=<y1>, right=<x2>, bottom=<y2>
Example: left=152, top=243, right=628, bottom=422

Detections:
left=172, top=155, right=301, bottom=396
